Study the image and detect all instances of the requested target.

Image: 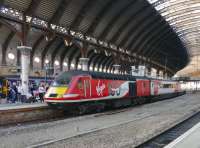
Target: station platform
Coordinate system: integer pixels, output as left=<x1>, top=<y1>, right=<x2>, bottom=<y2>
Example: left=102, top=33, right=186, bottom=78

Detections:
left=166, top=122, right=200, bottom=148
left=0, top=103, right=47, bottom=111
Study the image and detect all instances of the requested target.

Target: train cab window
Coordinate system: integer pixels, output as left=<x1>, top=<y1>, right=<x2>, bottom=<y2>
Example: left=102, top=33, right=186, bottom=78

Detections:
left=77, top=79, right=83, bottom=89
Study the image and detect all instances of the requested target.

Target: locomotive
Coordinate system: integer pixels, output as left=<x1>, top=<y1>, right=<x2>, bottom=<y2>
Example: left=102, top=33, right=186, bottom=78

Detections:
left=44, top=70, right=184, bottom=112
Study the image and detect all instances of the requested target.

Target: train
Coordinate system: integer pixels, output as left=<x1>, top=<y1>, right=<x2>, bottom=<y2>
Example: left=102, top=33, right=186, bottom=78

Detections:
left=44, top=70, right=185, bottom=113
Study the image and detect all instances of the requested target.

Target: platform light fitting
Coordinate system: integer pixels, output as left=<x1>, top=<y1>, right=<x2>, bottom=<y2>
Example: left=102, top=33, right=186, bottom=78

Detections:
left=78, top=64, right=81, bottom=69
left=71, top=63, right=75, bottom=68
left=45, top=59, right=49, bottom=64
left=63, top=62, right=68, bottom=67
left=34, top=57, right=40, bottom=63
left=54, top=60, right=60, bottom=66
left=8, top=53, right=15, bottom=60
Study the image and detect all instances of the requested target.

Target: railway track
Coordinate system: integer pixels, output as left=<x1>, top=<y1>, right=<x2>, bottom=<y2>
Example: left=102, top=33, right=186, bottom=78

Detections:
left=0, top=93, right=185, bottom=126
left=136, top=111, right=200, bottom=148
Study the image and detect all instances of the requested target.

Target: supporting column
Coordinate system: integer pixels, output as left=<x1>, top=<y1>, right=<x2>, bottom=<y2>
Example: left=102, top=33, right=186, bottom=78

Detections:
left=17, top=46, right=32, bottom=97
left=113, top=64, right=120, bottom=74
left=80, top=58, right=89, bottom=71
left=156, top=69, right=160, bottom=79
left=131, top=66, right=138, bottom=76
left=138, top=65, right=145, bottom=77
left=151, top=68, right=156, bottom=78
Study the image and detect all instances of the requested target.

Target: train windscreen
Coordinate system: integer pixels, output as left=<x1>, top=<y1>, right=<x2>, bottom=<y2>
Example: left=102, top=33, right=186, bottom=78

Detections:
left=52, top=73, right=72, bottom=86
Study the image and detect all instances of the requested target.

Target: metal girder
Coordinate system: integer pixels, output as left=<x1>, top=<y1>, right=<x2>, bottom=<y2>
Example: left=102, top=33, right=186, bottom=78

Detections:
left=33, top=0, right=69, bottom=67
left=140, top=26, right=171, bottom=56
left=85, top=0, right=117, bottom=35
left=51, top=41, right=63, bottom=67
left=30, top=35, right=44, bottom=68
left=145, top=29, right=173, bottom=57
left=49, top=0, right=71, bottom=24
left=133, top=21, right=168, bottom=55
left=98, top=0, right=139, bottom=40
left=88, top=52, right=97, bottom=70
left=60, top=45, right=72, bottom=68
left=92, top=54, right=101, bottom=70
left=145, top=30, right=174, bottom=58
left=105, top=57, right=113, bottom=71
left=2, top=31, right=15, bottom=65
left=75, top=53, right=81, bottom=70
left=107, top=60, right=114, bottom=72
left=95, top=55, right=105, bottom=71
left=127, top=17, right=165, bottom=54
left=25, top=0, right=42, bottom=16
left=70, top=0, right=96, bottom=31
left=0, top=19, right=21, bottom=38
left=109, top=4, right=150, bottom=44
left=68, top=47, right=79, bottom=70
left=41, top=37, right=57, bottom=67
left=118, top=10, right=155, bottom=47
left=100, top=56, right=110, bottom=70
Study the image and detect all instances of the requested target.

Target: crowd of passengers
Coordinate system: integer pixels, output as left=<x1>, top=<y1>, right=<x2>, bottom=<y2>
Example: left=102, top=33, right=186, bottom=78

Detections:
left=2, top=81, right=49, bottom=104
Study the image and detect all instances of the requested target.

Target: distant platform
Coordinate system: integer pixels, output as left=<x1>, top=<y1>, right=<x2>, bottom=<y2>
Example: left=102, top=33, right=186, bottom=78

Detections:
left=166, top=122, right=200, bottom=148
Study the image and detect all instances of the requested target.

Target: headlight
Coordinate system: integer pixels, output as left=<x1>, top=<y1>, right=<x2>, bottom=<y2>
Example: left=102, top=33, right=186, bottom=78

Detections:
left=58, top=94, right=63, bottom=98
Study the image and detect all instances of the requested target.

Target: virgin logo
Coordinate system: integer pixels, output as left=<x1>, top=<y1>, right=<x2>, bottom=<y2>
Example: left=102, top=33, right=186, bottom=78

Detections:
left=96, top=80, right=105, bottom=96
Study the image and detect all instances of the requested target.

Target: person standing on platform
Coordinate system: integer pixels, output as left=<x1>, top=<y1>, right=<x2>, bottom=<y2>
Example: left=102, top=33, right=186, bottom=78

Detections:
left=38, top=84, right=45, bottom=102
left=17, top=83, right=22, bottom=102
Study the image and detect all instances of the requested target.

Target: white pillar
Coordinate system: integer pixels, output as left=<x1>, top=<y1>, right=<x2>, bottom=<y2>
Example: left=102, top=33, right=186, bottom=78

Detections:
left=17, top=46, right=32, bottom=97
left=80, top=58, right=89, bottom=71
left=131, top=66, right=138, bottom=76
left=138, top=65, right=145, bottom=76
left=151, top=68, right=156, bottom=78
left=113, top=64, right=120, bottom=74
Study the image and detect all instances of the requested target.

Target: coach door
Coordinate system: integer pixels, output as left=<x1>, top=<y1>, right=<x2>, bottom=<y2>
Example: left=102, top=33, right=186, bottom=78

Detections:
left=151, top=81, right=155, bottom=96
left=129, top=82, right=136, bottom=97
left=83, top=77, right=91, bottom=98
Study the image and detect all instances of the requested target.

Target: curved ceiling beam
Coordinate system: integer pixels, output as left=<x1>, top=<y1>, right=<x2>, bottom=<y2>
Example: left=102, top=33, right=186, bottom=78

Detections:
left=60, top=45, right=72, bottom=68
left=51, top=41, right=63, bottom=66
left=126, top=16, right=164, bottom=50
left=68, top=47, right=79, bottom=70
left=41, top=37, right=57, bottom=67
left=49, top=0, right=71, bottom=24
left=0, top=19, right=21, bottom=38
left=146, top=30, right=174, bottom=57
left=127, top=16, right=165, bottom=54
left=69, top=0, right=96, bottom=31
left=92, top=54, right=102, bottom=70
left=100, top=56, right=110, bottom=70
left=109, top=4, right=151, bottom=44
left=98, top=0, right=139, bottom=40
left=85, top=0, right=119, bottom=35
left=2, top=31, right=15, bottom=65
left=25, top=0, right=42, bottom=16
left=95, top=55, right=105, bottom=71
left=88, top=53, right=97, bottom=69
left=135, top=23, right=169, bottom=55
left=118, top=10, right=155, bottom=47
left=30, top=35, right=44, bottom=68
left=40, top=0, right=71, bottom=67
left=104, top=57, right=113, bottom=71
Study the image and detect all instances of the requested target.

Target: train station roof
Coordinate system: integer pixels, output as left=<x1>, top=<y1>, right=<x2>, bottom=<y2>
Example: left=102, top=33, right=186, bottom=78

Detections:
left=0, top=0, right=190, bottom=75
left=147, top=0, right=200, bottom=76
